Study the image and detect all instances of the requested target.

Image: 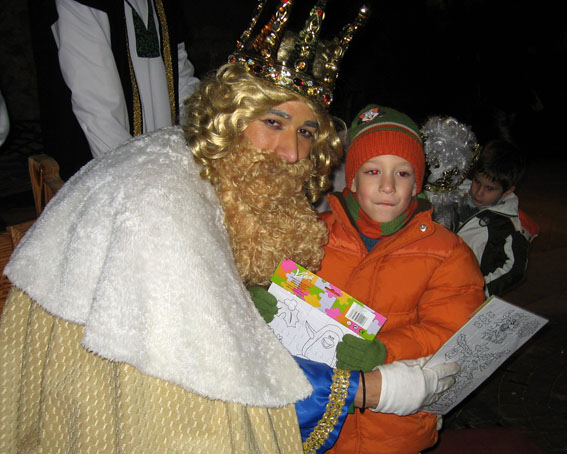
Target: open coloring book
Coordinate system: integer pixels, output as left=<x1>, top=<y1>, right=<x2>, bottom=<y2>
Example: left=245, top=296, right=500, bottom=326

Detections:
left=422, top=296, right=548, bottom=414
left=267, top=259, right=386, bottom=367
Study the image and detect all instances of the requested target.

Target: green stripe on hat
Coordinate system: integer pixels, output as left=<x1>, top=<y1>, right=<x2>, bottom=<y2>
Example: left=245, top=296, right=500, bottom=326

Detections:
left=345, top=104, right=426, bottom=193
left=348, top=105, right=422, bottom=144
left=352, top=122, right=422, bottom=147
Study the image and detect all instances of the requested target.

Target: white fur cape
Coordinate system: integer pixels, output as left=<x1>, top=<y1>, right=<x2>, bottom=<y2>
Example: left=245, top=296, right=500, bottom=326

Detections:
left=5, top=127, right=312, bottom=407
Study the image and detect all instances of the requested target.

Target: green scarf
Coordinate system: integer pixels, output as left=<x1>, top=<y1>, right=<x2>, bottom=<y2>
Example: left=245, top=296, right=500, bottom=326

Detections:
left=340, top=189, right=428, bottom=247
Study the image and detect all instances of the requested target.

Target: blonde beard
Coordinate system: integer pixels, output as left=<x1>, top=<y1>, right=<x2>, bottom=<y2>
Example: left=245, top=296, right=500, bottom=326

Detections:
left=212, top=145, right=328, bottom=287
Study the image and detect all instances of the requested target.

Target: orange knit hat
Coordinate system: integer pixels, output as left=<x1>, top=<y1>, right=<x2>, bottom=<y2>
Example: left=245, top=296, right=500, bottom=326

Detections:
left=345, top=105, right=425, bottom=192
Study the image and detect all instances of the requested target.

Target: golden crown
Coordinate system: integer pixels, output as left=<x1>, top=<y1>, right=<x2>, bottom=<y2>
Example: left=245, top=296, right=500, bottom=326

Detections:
left=228, top=0, right=369, bottom=108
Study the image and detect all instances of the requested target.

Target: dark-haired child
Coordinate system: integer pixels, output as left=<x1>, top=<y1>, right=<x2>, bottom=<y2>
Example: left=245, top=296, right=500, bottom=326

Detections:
left=454, top=139, right=538, bottom=296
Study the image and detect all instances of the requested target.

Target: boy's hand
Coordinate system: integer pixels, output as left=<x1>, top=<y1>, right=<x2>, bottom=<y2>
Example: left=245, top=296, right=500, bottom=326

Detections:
left=336, top=334, right=387, bottom=372
left=248, top=286, right=278, bottom=323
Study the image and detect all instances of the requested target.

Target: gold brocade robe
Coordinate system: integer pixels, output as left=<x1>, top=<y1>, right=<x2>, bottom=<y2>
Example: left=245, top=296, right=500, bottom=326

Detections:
left=0, top=288, right=303, bottom=453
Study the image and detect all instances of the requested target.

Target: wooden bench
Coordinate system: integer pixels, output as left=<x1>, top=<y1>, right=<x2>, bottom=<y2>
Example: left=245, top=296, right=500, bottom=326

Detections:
left=0, top=154, right=64, bottom=315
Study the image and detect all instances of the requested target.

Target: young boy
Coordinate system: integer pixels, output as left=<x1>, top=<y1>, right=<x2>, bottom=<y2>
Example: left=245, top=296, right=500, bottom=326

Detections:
left=454, top=139, right=538, bottom=296
left=317, top=105, right=485, bottom=454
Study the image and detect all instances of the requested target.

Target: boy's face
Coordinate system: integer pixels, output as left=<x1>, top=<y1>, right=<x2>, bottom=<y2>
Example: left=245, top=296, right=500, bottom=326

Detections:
left=469, top=172, right=514, bottom=207
left=350, top=154, right=417, bottom=223
left=241, top=100, right=319, bottom=163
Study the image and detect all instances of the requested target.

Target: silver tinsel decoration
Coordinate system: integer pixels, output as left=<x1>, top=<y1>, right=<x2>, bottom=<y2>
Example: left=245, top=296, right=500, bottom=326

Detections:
left=422, top=116, right=479, bottom=229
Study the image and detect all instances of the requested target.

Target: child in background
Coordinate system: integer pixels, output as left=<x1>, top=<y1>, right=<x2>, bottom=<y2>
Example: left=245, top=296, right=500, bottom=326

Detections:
left=317, top=105, right=485, bottom=454
left=454, top=139, right=538, bottom=296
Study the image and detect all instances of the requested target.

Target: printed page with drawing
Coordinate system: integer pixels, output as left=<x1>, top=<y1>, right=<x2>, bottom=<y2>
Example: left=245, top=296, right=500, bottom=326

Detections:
left=267, top=259, right=387, bottom=367
left=422, top=296, right=548, bottom=415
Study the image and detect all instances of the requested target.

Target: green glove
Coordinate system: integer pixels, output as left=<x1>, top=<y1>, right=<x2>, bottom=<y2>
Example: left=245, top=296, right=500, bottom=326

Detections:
left=336, top=334, right=387, bottom=372
left=248, top=286, right=279, bottom=323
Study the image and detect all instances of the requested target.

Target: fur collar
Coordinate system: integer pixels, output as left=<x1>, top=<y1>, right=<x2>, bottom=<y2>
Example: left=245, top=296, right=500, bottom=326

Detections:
left=5, top=127, right=312, bottom=407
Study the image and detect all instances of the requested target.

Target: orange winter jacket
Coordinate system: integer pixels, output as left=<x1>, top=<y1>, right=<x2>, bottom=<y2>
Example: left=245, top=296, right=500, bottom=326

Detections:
left=319, top=194, right=485, bottom=454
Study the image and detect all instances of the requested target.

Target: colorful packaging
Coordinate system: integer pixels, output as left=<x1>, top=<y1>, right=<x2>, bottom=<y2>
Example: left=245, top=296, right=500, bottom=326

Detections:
left=267, top=259, right=387, bottom=367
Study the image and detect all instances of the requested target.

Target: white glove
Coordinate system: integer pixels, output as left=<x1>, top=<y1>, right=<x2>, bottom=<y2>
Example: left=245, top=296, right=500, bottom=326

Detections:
left=371, top=356, right=459, bottom=416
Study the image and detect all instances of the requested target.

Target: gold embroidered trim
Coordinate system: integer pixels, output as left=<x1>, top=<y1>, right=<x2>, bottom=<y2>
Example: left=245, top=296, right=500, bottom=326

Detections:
left=303, top=368, right=351, bottom=454
left=125, top=0, right=176, bottom=135
left=125, top=30, right=143, bottom=136
left=154, top=0, right=176, bottom=125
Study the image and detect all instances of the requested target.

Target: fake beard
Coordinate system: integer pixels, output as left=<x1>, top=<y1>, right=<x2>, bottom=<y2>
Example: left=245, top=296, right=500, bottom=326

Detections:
left=213, top=145, right=328, bottom=287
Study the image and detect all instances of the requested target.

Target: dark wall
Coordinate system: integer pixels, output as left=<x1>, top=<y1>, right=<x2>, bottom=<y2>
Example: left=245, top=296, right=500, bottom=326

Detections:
left=2, top=0, right=564, bottom=160
left=0, top=0, right=40, bottom=122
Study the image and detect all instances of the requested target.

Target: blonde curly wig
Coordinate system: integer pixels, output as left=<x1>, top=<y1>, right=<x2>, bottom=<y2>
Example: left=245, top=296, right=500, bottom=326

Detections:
left=182, top=63, right=342, bottom=203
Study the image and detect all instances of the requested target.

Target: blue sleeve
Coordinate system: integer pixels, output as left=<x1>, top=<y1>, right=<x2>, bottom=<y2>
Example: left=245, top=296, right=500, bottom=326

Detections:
left=294, top=357, right=359, bottom=453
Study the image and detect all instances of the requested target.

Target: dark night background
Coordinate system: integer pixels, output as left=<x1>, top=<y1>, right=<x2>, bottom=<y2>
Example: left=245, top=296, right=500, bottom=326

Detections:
left=186, top=0, right=565, bottom=164
left=1, top=1, right=566, bottom=453
left=1, top=0, right=565, bottom=162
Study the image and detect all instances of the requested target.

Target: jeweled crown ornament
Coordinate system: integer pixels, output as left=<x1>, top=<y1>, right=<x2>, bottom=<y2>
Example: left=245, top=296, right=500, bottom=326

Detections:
left=229, top=0, right=369, bottom=108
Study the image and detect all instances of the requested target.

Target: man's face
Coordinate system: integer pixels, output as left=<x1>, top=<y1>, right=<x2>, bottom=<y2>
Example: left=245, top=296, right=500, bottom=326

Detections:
left=469, top=172, right=513, bottom=207
left=214, top=125, right=326, bottom=287
left=350, top=154, right=417, bottom=223
left=241, top=100, right=319, bottom=163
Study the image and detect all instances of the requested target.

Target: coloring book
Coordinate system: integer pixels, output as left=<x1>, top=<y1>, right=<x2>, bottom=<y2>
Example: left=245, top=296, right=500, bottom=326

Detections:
left=267, top=259, right=386, bottom=367
left=422, top=296, right=548, bottom=414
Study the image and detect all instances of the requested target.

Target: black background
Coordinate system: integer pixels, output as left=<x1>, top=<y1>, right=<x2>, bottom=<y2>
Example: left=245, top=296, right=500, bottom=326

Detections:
left=183, top=0, right=565, bottom=163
